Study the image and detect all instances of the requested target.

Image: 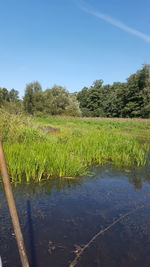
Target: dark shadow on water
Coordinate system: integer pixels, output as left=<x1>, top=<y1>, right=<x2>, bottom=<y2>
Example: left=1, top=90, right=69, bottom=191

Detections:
left=26, top=200, right=37, bottom=267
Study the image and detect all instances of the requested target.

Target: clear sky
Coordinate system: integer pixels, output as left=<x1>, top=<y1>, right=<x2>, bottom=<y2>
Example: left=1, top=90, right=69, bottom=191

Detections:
left=0, top=0, right=150, bottom=97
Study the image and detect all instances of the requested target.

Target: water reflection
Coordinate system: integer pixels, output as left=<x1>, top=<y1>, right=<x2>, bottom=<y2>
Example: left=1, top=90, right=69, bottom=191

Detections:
left=1, top=165, right=150, bottom=196
left=1, top=163, right=150, bottom=197
left=1, top=177, right=82, bottom=196
left=128, top=164, right=150, bottom=189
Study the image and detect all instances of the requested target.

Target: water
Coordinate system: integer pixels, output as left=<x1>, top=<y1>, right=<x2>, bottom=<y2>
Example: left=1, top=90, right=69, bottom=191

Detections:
left=0, top=165, right=150, bottom=267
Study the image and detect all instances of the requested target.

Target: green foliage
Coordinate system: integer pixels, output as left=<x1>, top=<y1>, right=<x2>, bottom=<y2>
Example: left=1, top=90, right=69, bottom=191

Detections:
left=141, top=73, right=150, bottom=118
left=45, top=85, right=69, bottom=115
left=23, top=83, right=82, bottom=117
left=23, top=81, right=43, bottom=114
left=0, top=87, right=20, bottom=111
left=9, top=89, right=19, bottom=102
left=77, top=64, right=150, bottom=118
left=64, top=94, right=82, bottom=117
left=77, top=80, right=106, bottom=117
left=1, top=64, right=150, bottom=118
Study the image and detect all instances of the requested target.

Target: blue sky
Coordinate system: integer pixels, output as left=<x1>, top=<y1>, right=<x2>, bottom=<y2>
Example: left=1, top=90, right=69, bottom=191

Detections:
left=0, top=0, right=150, bottom=97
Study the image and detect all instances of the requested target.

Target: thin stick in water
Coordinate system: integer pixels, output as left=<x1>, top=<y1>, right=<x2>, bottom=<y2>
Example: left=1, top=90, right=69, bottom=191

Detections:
left=69, top=205, right=144, bottom=267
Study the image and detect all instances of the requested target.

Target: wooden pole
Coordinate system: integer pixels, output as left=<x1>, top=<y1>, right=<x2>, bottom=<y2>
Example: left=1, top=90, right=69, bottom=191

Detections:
left=0, top=141, right=29, bottom=267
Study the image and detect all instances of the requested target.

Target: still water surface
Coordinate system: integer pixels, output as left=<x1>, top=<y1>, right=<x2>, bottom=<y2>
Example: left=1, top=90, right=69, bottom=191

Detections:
left=0, top=165, right=150, bottom=267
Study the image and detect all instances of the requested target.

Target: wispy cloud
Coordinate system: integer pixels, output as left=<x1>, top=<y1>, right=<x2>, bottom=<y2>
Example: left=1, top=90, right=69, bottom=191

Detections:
left=78, top=1, right=150, bottom=43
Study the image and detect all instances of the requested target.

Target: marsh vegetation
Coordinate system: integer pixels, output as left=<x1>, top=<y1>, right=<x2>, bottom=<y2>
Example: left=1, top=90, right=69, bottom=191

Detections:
left=0, top=110, right=149, bottom=182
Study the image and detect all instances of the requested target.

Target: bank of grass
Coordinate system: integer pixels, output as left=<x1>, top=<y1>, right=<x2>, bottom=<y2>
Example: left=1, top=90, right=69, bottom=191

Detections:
left=34, top=116, right=150, bottom=139
left=0, top=110, right=149, bottom=182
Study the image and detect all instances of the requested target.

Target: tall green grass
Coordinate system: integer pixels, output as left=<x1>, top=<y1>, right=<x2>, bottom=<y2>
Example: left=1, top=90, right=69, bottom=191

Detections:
left=4, top=131, right=147, bottom=182
left=0, top=110, right=149, bottom=182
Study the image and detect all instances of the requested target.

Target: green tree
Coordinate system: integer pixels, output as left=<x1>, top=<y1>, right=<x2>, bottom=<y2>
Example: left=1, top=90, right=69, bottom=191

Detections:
left=45, top=85, right=69, bottom=115
left=122, top=65, right=150, bottom=117
left=86, top=80, right=106, bottom=117
left=65, top=94, right=81, bottom=117
left=141, top=67, right=150, bottom=117
left=9, top=89, right=19, bottom=102
left=105, top=82, right=127, bottom=117
left=23, top=81, right=42, bottom=114
left=77, top=80, right=105, bottom=117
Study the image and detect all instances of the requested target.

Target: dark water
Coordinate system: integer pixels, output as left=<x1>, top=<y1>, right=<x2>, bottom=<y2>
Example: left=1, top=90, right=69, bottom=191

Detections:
left=0, top=165, right=150, bottom=267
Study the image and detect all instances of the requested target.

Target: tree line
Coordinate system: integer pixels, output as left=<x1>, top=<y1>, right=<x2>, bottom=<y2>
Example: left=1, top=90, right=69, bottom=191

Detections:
left=1, top=64, right=150, bottom=118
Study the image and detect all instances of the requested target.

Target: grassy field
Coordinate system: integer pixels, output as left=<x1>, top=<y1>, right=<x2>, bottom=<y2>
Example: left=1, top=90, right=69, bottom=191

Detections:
left=0, top=110, right=150, bottom=182
left=35, top=116, right=150, bottom=139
